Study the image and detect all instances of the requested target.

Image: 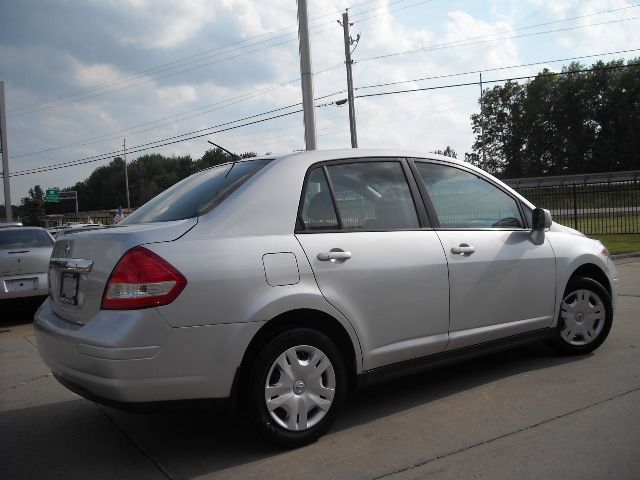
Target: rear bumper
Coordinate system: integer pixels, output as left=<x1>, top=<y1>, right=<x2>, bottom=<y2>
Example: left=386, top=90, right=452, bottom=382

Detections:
left=0, top=272, right=48, bottom=299
left=34, top=299, right=264, bottom=403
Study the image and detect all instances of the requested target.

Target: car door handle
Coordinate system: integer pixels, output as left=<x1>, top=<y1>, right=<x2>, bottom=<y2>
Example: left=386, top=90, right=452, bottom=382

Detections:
left=317, top=251, right=352, bottom=261
left=451, top=244, right=476, bottom=255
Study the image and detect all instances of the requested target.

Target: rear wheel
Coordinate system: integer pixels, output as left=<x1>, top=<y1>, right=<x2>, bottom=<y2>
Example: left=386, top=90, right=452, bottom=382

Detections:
left=547, top=276, right=612, bottom=355
left=246, top=328, right=347, bottom=447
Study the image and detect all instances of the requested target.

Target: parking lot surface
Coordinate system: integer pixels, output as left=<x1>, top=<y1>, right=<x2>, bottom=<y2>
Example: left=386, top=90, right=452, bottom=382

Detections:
left=2, top=259, right=639, bottom=480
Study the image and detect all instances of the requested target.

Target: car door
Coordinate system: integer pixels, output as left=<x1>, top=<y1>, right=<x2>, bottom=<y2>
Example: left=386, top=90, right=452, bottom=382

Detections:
left=412, top=160, right=556, bottom=350
left=295, top=159, right=450, bottom=370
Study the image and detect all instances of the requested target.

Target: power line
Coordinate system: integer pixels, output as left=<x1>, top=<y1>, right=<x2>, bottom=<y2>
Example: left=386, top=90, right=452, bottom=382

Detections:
left=6, top=109, right=301, bottom=177
left=6, top=0, right=406, bottom=116
left=356, top=48, right=640, bottom=90
left=357, top=5, right=640, bottom=63
left=8, top=29, right=332, bottom=118
left=5, top=92, right=345, bottom=178
left=10, top=63, right=345, bottom=160
left=355, top=61, right=640, bottom=99
left=14, top=61, right=635, bottom=178
left=351, top=0, right=435, bottom=23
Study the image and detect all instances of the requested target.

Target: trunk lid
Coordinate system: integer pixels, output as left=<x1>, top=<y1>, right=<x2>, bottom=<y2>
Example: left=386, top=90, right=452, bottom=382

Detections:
left=49, top=218, right=196, bottom=324
left=0, top=247, right=52, bottom=276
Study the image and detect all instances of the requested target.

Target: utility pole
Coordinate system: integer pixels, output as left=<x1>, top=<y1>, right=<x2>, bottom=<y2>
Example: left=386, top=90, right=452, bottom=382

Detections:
left=0, top=81, right=12, bottom=221
left=341, top=10, right=359, bottom=148
left=123, top=138, right=130, bottom=209
left=296, top=0, right=317, bottom=150
left=479, top=72, right=486, bottom=165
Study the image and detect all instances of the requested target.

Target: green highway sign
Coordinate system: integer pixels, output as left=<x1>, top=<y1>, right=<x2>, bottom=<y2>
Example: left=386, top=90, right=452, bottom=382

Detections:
left=45, top=188, right=60, bottom=203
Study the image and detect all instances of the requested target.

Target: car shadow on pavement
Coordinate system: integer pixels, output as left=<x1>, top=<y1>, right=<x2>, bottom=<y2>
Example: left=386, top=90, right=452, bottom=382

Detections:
left=0, top=342, right=589, bottom=479
left=0, top=297, right=46, bottom=328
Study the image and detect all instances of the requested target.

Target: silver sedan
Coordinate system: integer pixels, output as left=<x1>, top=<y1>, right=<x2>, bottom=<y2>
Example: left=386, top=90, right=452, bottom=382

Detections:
left=1, top=227, right=53, bottom=300
left=34, top=149, right=618, bottom=447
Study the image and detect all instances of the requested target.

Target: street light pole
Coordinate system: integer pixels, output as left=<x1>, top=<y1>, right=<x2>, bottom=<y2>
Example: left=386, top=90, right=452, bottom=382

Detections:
left=297, top=0, right=317, bottom=150
left=342, top=10, right=358, bottom=148
left=0, top=81, right=12, bottom=221
left=123, top=138, right=130, bottom=209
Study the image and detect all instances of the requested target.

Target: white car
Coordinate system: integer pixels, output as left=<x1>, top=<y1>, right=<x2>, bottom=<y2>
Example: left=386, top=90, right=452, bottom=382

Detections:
left=35, top=149, right=618, bottom=446
left=1, top=227, right=54, bottom=300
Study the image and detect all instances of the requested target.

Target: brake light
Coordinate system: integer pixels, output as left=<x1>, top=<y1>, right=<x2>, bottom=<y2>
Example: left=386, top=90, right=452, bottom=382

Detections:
left=102, top=247, right=187, bottom=310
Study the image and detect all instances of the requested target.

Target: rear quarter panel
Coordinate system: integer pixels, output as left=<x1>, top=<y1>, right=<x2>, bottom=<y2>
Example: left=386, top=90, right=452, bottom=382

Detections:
left=149, top=233, right=364, bottom=371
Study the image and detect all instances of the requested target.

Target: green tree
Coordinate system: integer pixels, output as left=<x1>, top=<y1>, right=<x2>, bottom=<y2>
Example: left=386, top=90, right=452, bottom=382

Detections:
left=469, top=58, right=640, bottom=177
left=21, top=185, right=45, bottom=226
left=432, top=146, right=457, bottom=158
left=54, top=149, right=259, bottom=212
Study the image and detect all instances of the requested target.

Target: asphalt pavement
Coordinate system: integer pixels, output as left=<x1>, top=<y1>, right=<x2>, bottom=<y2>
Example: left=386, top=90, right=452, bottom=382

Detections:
left=2, top=260, right=639, bottom=480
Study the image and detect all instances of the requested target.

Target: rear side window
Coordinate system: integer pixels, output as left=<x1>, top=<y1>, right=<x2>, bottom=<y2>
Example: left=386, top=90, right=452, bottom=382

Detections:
left=0, top=229, right=53, bottom=249
left=415, top=162, right=524, bottom=229
left=299, top=160, right=419, bottom=232
left=300, top=168, right=339, bottom=230
left=123, top=159, right=270, bottom=224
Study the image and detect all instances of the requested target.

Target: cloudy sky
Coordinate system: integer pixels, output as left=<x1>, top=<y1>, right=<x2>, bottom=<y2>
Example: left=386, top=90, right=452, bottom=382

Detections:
left=1, top=0, right=639, bottom=204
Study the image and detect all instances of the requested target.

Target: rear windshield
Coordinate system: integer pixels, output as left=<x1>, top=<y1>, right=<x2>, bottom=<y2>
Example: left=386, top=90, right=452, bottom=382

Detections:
left=0, top=229, right=54, bottom=249
left=122, top=159, right=271, bottom=224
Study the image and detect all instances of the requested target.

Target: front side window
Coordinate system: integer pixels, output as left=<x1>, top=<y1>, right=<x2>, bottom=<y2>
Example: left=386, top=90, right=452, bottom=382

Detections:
left=326, top=161, right=419, bottom=230
left=415, top=162, right=524, bottom=229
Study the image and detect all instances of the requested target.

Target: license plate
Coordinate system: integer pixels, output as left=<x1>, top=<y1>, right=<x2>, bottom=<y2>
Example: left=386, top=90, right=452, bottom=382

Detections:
left=8, top=278, right=35, bottom=292
left=59, top=272, right=79, bottom=305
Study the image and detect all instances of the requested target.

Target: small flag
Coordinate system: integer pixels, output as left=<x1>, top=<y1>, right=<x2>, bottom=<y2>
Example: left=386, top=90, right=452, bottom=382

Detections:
left=113, top=207, right=125, bottom=224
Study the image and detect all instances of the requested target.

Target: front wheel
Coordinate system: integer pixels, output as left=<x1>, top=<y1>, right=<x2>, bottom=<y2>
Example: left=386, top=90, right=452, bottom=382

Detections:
left=547, top=276, right=613, bottom=355
left=246, top=328, right=347, bottom=447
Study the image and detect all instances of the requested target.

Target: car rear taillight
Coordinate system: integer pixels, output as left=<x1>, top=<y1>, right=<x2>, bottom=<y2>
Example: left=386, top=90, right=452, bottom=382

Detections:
left=101, top=246, right=187, bottom=310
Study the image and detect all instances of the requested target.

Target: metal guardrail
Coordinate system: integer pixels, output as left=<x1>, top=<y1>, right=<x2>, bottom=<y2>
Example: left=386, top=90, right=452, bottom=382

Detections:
left=63, top=215, right=114, bottom=225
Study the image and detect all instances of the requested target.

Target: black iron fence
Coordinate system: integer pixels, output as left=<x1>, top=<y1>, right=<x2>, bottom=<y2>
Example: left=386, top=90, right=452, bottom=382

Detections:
left=514, top=180, right=640, bottom=235
left=61, top=215, right=114, bottom=226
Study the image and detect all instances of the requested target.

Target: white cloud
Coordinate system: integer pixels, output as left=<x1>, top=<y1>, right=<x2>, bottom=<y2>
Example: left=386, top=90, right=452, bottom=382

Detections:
left=103, top=0, right=221, bottom=49
left=72, top=60, right=125, bottom=88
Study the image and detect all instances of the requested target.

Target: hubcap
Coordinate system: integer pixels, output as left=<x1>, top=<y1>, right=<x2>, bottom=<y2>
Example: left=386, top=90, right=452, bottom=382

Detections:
left=560, top=289, right=606, bottom=346
left=264, top=345, right=336, bottom=431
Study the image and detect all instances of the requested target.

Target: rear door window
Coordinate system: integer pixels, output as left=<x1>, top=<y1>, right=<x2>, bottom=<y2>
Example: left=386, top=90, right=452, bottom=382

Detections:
left=298, top=160, right=420, bottom=232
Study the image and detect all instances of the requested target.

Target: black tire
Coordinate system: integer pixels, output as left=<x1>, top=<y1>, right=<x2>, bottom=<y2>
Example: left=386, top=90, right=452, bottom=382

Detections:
left=246, top=328, right=347, bottom=448
left=546, top=276, right=613, bottom=355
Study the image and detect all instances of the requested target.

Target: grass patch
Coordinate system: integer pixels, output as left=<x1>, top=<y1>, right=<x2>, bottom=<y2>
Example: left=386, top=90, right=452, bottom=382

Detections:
left=553, top=214, right=640, bottom=235
left=588, top=234, right=640, bottom=255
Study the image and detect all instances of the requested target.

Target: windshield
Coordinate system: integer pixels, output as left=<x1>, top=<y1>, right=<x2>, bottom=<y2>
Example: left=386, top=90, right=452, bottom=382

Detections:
left=0, top=229, right=54, bottom=249
left=122, top=159, right=271, bottom=224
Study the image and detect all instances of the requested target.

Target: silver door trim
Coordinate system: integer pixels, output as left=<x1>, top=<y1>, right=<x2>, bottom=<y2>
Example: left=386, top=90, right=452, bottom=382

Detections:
left=448, top=315, right=552, bottom=350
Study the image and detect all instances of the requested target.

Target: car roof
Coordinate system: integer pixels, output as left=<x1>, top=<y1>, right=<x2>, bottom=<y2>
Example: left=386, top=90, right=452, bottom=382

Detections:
left=205, top=149, right=466, bottom=171
left=272, top=148, right=460, bottom=166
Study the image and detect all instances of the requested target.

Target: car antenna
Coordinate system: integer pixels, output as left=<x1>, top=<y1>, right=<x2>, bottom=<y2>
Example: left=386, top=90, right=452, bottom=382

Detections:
left=207, top=140, right=240, bottom=160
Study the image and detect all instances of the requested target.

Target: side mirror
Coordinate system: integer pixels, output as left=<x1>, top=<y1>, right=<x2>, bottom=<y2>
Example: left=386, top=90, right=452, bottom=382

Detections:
left=531, top=208, right=552, bottom=245
left=532, top=208, right=552, bottom=230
